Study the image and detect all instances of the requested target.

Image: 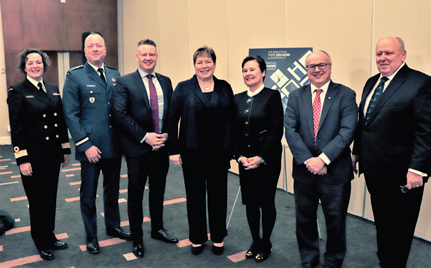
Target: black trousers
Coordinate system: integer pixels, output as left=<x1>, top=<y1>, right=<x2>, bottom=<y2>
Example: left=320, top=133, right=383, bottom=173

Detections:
left=181, top=153, right=228, bottom=244
left=366, top=177, right=424, bottom=268
left=294, top=179, right=351, bottom=268
left=21, top=164, right=61, bottom=250
left=126, top=150, right=169, bottom=242
left=80, top=158, right=121, bottom=241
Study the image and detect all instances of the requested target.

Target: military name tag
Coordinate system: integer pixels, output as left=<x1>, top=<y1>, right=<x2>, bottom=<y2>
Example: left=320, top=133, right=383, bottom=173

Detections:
left=89, top=97, right=95, bottom=103
left=86, top=85, right=96, bottom=87
left=25, top=95, right=35, bottom=98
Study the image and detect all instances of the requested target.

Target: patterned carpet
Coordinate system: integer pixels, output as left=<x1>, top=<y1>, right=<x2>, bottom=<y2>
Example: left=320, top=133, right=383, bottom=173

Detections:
left=0, top=144, right=430, bottom=267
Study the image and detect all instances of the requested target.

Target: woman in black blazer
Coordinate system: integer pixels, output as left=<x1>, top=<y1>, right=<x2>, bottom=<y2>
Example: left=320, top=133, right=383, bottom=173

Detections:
left=7, top=49, right=71, bottom=260
left=234, top=55, right=283, bottom=262
left=168, top=46, right=234, bottom=255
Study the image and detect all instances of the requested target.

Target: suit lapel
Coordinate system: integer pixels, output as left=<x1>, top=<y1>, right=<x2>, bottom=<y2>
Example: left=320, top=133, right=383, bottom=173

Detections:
left=133, top=70, right=151, bottom=111
left=24, top=79, right=55, bottom=108
left=366, top=65, right=410, bottom=126
left=84, top=63, right=106, bottom=88
left=302, top=85, right=315, bottom=141
left=190, top=76, right=210, bottom=105
left=318, top=81, right=338, bottom=132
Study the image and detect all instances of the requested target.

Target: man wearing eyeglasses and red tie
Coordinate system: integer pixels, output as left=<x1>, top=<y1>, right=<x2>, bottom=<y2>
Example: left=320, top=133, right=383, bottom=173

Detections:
left=285, top=50, right=358, bottom=268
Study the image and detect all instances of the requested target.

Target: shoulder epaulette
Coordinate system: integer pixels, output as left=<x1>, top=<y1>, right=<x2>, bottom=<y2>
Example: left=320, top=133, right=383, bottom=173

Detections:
left=70, top=65, right=84, bottom=71
left=67, top=65, right=84, bottom=76
left=105, top=65, right=118, bottom=71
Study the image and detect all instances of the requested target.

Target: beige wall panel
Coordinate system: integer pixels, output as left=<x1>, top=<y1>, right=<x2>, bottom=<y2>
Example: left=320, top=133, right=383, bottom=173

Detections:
left=188, top=0, right=229, bottom=81
left=416, top=185, right=431, bottom=241
left=158, top=0, right=189, bottom=87
left=373, top=0, right=431, bottom=76
left=121, top=0, right=160, bottom=75
left=285, top=1, right=374, bottom=103
left=228, top=0, right=287, bottom=94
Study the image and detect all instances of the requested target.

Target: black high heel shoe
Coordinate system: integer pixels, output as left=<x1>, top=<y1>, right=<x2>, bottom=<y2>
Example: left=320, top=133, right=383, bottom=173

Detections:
left=255, top=241, right=272, bottom=262
left=245, top=241, right=261, bottom=259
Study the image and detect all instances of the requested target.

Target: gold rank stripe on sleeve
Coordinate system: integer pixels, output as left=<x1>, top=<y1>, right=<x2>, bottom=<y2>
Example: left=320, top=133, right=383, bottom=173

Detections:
left=75, top=137, right=89, bottom=147
left=61, top=142, right=71, bottom=149
left=14, top=149, right=28, bottom=159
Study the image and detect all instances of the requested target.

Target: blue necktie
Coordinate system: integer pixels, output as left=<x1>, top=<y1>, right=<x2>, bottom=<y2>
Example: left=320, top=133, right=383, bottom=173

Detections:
left=365, top=77, right=388, bottom=125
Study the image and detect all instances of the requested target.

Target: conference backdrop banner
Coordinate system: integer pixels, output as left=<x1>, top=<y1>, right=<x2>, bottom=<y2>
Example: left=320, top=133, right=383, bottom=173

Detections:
left=249, top=48, right=313, bottom=114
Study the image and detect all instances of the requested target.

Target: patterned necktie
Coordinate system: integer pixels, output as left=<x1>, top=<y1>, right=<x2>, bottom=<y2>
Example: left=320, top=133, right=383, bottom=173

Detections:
left=98, top=68, right=107, bottom=86
left=37, top=82, right=46, bottom=96
left=365, top=77, right=388, bottom=125
left=313, top=89, right=323, bottom=146
left=146, top=74, right=160, bottom=133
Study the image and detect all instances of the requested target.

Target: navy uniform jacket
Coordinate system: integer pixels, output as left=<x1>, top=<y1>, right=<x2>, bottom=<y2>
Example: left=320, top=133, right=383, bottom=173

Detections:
left=62, top=62, right=121, bottom=161
left=7, top=79, right=71, bottom=166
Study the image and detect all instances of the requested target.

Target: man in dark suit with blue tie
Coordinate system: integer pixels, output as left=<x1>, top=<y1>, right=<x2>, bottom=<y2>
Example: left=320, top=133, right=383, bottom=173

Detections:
left=63, top=32, right=130, bottom=254
left=352, top=36, right=431, bottom=268
left=112, top=39, right=178, bottom=258
left=285, top=50, right=358, bottom=268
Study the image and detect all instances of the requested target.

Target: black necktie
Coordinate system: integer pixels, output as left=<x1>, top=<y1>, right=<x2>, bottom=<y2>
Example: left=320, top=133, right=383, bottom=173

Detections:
left=37, top=82, right=46, bottom=96
left=365, top=76, right=388, bottom=125
left=98, top=68, right=107, bottom=86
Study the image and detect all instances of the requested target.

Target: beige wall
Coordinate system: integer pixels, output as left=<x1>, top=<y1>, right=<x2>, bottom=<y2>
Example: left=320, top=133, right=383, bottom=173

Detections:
left=118, top=0, right=431, bottom=242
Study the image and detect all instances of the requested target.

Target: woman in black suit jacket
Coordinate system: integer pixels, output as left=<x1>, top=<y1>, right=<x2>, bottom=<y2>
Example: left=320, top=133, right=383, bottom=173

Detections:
left=234, top=55, right=283, bottom=262
left=168, top=46, right=234, bottom=255
left=7, top=49, right=71, bottom=261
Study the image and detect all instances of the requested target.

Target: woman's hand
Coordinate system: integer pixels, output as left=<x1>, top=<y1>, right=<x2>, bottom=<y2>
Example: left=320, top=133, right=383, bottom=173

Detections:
left=170, top=154, right=183, bottom=166
left=242, top=156, right=262, bottom=170
left=62, top=154, right=70, bottom=167
left=19, top=162, right=33, bottom=176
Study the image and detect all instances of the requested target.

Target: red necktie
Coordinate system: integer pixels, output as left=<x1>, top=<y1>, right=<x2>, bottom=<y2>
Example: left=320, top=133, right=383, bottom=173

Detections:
left=146, top=74, right=160, bottom=133
left=313, top=89, right=323, bottom=146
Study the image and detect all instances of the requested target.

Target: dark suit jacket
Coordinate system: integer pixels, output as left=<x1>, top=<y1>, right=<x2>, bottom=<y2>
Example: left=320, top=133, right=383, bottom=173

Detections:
left=63, top=62, right=121, bottom=161
left=112, top=70, right=173, bottom=157
left=7, top=79, right=71, bottom=166
left=234, top=88, right=283, bottom=163
left=352, top=64, right=431, bottom=184
left=285, top=81, right=358, bottom=185
left=167, top=75, right=234, bottom=158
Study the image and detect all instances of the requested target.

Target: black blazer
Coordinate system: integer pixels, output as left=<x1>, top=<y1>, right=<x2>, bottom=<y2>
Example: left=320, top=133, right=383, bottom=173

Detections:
left=113, top=70, right=173, bottom=157
left=285, top=81, right=358, bottom=185
left=7, top=79, right=70, bottom=166
left=353, top=64, right=431, bottom=184
left=234, top=88, right=283, bottom=163
left=167, top=75, right=234, bottom=157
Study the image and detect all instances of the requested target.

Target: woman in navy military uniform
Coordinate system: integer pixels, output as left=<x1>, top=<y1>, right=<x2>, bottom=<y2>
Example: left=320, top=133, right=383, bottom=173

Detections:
left=7, top=49, right=71, bottom=261
left=234, top=55, right=283, bottom=262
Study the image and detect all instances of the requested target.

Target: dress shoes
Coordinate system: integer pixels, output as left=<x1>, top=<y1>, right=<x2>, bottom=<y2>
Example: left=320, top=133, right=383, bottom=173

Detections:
left=151, top=228, right=178, bottom=243
left=106, top=227, right=132, bottom=240
left=212, top=244, right=224, bottom=255
left=39, top=248, right=55, bottom=260
left=302, top=263, right=317, bottom=268
left=86, top=238, right=101, bottom=254
left=245, top=241, right=261, bottom=258
left=51, top=240, right=67, bottom=250
left=255, top=241, right=272, bottom=263
left=132, top=242, right=144, bottom=258
left=191, top=244, right=205, bottom=255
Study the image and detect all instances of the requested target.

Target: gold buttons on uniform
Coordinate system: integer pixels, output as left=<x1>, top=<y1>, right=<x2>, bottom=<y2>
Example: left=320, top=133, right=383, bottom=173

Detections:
left=43, top=114, right=46, bottom=117
left=54, top=124, right=58, bottom=127
left=46, top=137, right=49, bottom=140
left=44, top=125, right=48, bottom=129
left=54, top=113, right=57, bottom=116
left=56, top=135, right=59, bottom=138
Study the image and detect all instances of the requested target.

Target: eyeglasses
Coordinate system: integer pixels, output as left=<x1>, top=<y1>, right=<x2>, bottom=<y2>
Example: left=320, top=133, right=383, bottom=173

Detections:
left=306, top=63, right=331, bottom=70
